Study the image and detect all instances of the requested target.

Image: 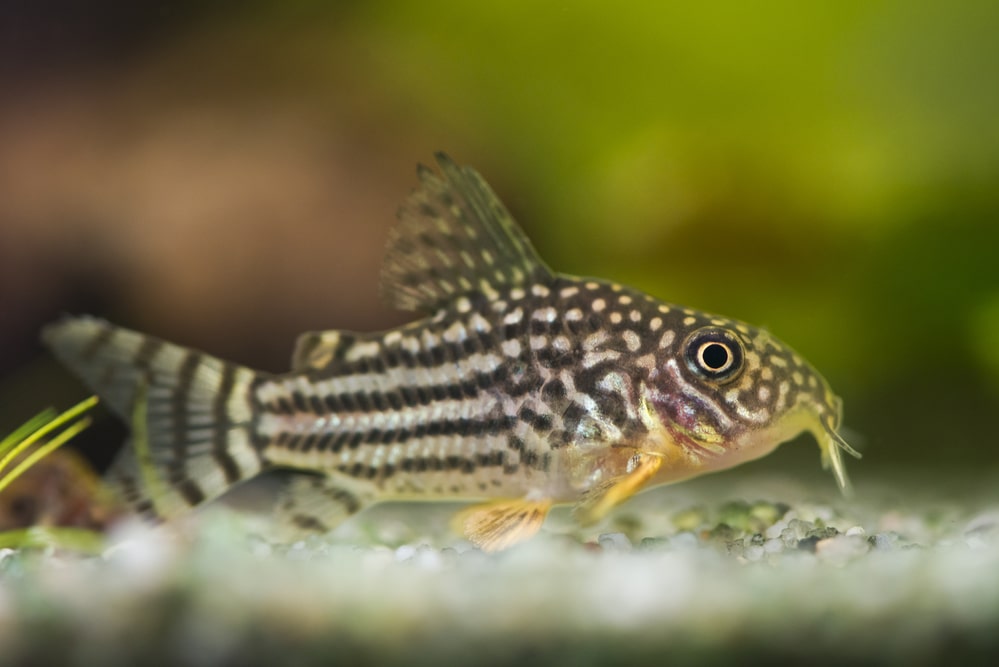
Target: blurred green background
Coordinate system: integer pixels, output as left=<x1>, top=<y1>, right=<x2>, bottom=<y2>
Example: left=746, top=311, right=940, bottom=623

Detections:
left=0, top=0, right=997, bottom=482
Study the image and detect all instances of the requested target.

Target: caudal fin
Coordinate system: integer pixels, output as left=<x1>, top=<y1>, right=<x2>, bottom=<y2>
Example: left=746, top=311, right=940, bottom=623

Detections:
left=42, top=316, right=266, bottom=520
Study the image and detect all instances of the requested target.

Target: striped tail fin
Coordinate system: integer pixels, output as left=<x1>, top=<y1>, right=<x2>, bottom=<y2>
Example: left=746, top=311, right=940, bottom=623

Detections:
left=42, top=316, right=267, bottom=520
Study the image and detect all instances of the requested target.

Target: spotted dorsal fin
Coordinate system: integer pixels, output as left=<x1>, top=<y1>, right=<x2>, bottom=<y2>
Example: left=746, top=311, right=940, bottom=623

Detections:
left=380, top=152, right=554, bottom=313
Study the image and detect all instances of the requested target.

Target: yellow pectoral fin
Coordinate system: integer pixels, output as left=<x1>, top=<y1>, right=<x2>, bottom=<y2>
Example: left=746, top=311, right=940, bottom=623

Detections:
left=573, top=451, right=663, bottom=526
left=453, top=498, right=553, bottom=552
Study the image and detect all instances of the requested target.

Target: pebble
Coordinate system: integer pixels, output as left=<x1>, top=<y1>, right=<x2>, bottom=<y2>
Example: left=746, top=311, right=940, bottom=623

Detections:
left=869, top=532, right=903, bottom=551
left=598, top=533, right=632, bottom=551
left=639, top=537, right=670, bottom=551
left=816, top=535, right=870, bottom=564
left=670, top=531, right=699, bottom=550
left=764, top=538, right=784, bottom=554
left=765, top=521, right=788, bottom=539
left=671, top=506, right=707, bottom=532
left=394, top=544, right=417, bottom=562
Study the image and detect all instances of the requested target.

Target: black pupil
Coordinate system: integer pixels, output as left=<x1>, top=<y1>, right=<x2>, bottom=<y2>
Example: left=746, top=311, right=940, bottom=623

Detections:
left=701, top=343, right=730, bottom=370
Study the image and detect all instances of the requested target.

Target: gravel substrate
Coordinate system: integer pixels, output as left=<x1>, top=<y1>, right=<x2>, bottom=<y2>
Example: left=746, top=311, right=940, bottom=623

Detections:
left=1, top=473, right=997, bottom=666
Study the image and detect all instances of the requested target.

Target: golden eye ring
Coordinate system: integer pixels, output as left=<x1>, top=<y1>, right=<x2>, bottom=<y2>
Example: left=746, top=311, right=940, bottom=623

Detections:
left=684, top=327, right=745, bottom=382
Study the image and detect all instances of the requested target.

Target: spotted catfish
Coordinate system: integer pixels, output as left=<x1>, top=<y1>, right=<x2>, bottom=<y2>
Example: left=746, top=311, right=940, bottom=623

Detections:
left=43, top=153, right=859, bottom=551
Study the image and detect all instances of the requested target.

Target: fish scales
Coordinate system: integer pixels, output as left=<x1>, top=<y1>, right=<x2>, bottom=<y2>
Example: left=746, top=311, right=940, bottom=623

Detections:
left=43, top=152, right=859, bottom=550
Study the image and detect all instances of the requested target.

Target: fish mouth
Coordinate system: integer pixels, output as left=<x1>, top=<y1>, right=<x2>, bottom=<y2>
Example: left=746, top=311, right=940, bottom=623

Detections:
left=730, top=402, right=862, bottom=493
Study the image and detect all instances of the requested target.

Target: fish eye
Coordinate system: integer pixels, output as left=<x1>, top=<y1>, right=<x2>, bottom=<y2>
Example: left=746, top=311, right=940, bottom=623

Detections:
left=684, top=327, right=745, bottom=382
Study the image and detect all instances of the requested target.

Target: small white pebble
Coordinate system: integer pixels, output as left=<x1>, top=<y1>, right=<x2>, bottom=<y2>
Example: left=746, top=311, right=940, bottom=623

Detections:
left=845, top=526, right=866, bottom=537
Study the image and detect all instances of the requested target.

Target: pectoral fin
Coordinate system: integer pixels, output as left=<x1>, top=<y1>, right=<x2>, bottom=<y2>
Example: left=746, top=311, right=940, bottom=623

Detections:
left=453, top=498, right=553, bottom=552
left=573, top=451, right=663, bottom=526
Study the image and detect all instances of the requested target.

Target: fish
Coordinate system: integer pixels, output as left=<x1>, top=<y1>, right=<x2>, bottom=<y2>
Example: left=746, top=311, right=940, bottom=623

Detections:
left=42, top=152, right=860, bottom=551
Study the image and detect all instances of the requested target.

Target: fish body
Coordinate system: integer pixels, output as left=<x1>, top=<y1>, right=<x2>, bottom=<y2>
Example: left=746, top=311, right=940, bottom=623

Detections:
left=43, top=153, right=858, bottom=550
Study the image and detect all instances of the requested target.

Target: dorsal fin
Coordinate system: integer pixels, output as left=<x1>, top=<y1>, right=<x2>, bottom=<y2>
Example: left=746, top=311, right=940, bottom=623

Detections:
left=380, top=152, right=554, bottom=313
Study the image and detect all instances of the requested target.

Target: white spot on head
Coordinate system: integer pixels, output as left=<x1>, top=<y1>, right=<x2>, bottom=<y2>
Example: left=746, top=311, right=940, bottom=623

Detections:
left=710, top=318, right=728, bottom=326
left=683, top=308, right=695, bottom=316
left=455, top=297, right=472, bottom=313
left=792, top=371, right=804, bottom=386
left=618, top=295, right=632, bottom=305
left=659, top=330, right=676, bottom=349
left=598, top=371, right=631, bottom=396
left=582, top=348, right=621, bottom=369
left=629, top=310, right=641, bottom=322
left=807, top=375, right=818, bottom=388
left=736, top=324, right=750, bottom=334
left=510, top=287, right=526, bottom=300
left=769, top=355, right=788, bottom=368
left=592, top=299, right=606, bottom=312
left=585, top=281, right=600, bottom=290
left=634, top=353, right=657, bottom=372
left=649, top=317, right=662, bottom=332
left=490, top=299, right=508, bottom=312
left=775, top=381, right=790, bottom=411
left=611, top=283, right=623, bottom=292
left=657, top=304, right=671, bottom=314
left=459, top=251, right=475, bottom=269
left=622, top=330, right=641, bottom=352
left=583, top=330, right=608, bottom=351
left=610, top=312, right=623, bottom=324
left=532, top=307, right=557, bottom=322
left=531, top=284, right=551, bottom=297
left=757, top=385, right=771, bottom=402
left=552, top=335, right=571, bottom=352
left=530, top=335, right=548, bottom=350
left=560, top=286, right=580, bottom=298
left=761, top=367, right=774, bottom=381
left=683, top=316, right=696, bottom=326
left=566, top=308, right=583, bottom=321
left=481, top=249, right=495, bottom=265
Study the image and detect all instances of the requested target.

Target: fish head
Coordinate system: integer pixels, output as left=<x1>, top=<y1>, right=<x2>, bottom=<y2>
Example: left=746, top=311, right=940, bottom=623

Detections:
left=643, top=312, right=859, bottom=490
